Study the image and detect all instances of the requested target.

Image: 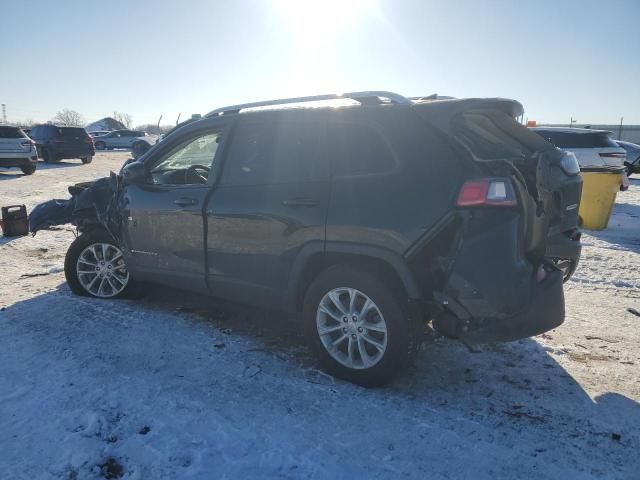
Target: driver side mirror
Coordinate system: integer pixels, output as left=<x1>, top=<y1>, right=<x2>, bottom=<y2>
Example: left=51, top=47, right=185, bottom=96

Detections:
left=122, top=160, right=150, bottom=185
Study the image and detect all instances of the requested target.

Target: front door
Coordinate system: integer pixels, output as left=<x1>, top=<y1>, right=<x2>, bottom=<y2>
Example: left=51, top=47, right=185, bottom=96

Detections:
left=120, top=126, right=226, bottom=292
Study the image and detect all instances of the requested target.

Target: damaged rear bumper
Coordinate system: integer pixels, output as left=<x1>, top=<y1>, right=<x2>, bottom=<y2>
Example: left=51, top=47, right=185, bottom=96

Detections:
left=460, top=266, right=564, bottom=343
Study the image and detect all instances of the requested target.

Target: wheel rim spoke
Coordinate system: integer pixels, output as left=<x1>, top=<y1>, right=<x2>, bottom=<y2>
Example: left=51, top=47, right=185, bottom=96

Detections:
left=318, top=324, right=343, bottom=336
left=328, top=291, right=347, bottom=315
left=332, top=334, right=348, bottom=347
left=318, top=304, right=342, bottom=323
left=348, top=337, right=356, bottom=364
left=362, top=334, right=385, bottom=351
left=357, top=337, right=371, bottom=367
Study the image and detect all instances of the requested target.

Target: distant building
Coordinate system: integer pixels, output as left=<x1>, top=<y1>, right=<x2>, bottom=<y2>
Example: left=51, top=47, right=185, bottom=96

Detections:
left=85, top=117, right=126, bottom=132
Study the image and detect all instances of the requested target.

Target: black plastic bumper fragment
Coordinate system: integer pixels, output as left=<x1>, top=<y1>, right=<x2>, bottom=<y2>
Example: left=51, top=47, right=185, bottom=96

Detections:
left=462, top=267, right=565, bottom=343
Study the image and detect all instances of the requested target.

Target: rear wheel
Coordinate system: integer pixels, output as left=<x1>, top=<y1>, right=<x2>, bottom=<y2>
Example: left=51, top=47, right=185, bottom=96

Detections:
left=81, top=156, right=93, bottom=164
left=42, top=148, right=59, bottom=163
left=303, top=266, right=412, bottom=387
left=65, top=231, right=134, bottom=299
left=20, top=164, right=37, bottom=175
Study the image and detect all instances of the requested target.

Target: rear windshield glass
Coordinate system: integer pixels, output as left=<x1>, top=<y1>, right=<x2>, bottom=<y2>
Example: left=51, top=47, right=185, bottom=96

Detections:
left=535, top=131, right=618, bottom=149
left=57, top=127, right=88, bottom=137
left=0, top=126, right=27, bottom=139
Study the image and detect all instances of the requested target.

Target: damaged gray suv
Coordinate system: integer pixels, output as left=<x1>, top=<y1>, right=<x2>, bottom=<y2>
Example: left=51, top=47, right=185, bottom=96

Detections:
left=32, top=92, right=583, bottom=386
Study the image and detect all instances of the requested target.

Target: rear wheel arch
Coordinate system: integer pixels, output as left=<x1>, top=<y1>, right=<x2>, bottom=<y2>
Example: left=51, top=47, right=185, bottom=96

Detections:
left=288, top=246, right=421, bottom=313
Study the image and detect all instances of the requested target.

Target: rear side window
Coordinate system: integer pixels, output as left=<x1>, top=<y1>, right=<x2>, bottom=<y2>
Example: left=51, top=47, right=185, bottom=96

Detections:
left=327, top=122, right=395, bottom=176
left=536, top=131, right=618, bottom=149
left=57, top=127, right=88, bottom=137
left=223, top=119, right=326, bottom=185
left=0, top=126, right=26, bottom=139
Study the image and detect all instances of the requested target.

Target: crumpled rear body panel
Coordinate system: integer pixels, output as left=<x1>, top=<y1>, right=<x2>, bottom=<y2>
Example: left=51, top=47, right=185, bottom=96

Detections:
left=444, top=210, right=533, bottom=320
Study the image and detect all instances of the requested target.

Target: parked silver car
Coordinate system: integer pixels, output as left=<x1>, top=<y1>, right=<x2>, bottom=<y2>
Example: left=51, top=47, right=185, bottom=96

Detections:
left=93, top=130, right=153, bottom=150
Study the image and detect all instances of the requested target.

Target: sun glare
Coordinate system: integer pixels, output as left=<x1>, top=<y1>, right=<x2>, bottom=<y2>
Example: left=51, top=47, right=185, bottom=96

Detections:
left=272, top=0, right=378, bottom=94
left=273, top=0, right=376, bottom=42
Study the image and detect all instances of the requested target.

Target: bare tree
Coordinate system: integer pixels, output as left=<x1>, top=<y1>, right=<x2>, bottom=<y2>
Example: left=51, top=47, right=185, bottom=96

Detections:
left=113, top=111, right=133, bottom=129
left=134, top=123, right=172, bottom=135
left=53, top=109, right=84, bottom=126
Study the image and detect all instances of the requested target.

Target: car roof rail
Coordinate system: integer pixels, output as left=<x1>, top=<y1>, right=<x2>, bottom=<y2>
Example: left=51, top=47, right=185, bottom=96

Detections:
left=205, top=91, right=411, bottom=117
left=409, top=94, right=457, bottom=102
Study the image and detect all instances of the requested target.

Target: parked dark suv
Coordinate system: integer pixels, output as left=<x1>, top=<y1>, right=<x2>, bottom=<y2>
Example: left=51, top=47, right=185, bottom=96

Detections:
left=29, top=124, right=95, bottom=164
left=35, top=92, right=583, bottom=386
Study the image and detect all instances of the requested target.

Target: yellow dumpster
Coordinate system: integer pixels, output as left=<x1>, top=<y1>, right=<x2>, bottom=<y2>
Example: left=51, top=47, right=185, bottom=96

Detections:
left=578, top=167, right=624, bottom=230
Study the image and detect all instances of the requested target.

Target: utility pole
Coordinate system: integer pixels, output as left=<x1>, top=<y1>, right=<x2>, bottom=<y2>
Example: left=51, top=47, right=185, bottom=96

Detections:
left=570, top=117, right=576, bottom=128
left=1, top=104, right=6, bottom=124
left=156, top=114, right=163, bottom=130
left=175, top=113, right=181, bottom=126
left=618, top=117, right=624, bottom=140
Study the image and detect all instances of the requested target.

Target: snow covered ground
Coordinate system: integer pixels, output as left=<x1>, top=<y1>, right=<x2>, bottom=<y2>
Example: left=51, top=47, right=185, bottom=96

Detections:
left=1, top=153, right=638, bottom=479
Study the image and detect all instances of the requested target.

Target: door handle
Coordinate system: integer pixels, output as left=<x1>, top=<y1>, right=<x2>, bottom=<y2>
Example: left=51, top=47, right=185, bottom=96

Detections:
left=174, top=197, right=198, bottom=207
left=282, top=198, right=319, bottom=207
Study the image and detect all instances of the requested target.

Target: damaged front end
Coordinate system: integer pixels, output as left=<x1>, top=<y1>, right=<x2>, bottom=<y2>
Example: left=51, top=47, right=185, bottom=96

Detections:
left=29, top=172, right=124, bottom=240
left=411, top=99, right=582, bottom=343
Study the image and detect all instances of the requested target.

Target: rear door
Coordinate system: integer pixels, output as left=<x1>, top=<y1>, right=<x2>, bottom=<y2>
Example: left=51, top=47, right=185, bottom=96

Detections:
left=205, top=112, right=329, bottom=307
left=120, top=123, right=228, bottom=292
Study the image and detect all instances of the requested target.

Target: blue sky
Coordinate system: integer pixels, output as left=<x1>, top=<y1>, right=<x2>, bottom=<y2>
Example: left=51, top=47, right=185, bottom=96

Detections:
left=1, top=0, right=638, bottom=126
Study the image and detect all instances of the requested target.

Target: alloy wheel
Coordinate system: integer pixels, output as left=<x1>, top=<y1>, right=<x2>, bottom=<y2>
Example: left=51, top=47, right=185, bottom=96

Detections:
left=316, top=287, right=388, bottom=369
left=76, top=243, right=129, bottom=298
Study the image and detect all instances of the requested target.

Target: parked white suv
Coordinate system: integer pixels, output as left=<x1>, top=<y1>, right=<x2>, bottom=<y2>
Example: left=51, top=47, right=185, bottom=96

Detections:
left=531, top=127, right=629, bottom=189
left=0, top=125, right=38, bottom=175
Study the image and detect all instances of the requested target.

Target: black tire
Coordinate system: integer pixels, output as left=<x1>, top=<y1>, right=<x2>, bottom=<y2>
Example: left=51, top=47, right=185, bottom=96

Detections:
left=303, top=266, right=413, bottom=387
left=20, top=164, right=37, bottom=175
left=42, top=148, right=59, bottom=163
left=81, top=156, right=93, bottom=164
left=95, top=141, right=106, bottom=151
left=64, top=230, right=138, bottom=299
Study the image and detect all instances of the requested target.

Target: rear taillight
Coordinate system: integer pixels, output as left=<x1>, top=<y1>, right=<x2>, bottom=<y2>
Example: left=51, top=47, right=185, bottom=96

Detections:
left=21, top=140, right=35, bottom=148
left=84, top=137, right=94, bottom=144
left=599, top=152, right=626, bottom=159
left=457, top=178, right=517, bottom=207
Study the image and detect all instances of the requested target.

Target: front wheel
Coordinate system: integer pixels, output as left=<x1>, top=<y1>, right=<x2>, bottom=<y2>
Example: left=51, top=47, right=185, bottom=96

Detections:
left=303, top=266, right=413, bottom=387
left=81, top=156, right=93, bottom=164
left=64, top=231, right=133, bottom=299
left=95, top=141, right=106, bottom=150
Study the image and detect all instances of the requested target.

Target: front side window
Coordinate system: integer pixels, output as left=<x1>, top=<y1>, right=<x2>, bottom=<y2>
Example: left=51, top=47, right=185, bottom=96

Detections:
left=150, top=131, right=220, bottom=185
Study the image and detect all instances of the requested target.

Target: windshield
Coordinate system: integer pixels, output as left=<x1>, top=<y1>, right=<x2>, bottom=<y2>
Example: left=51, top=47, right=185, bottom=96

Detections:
left=0, top=126, right=27, bottom=139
